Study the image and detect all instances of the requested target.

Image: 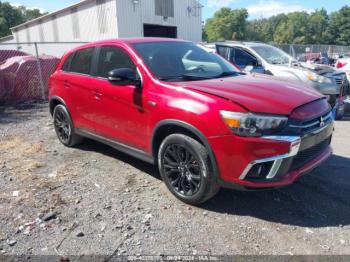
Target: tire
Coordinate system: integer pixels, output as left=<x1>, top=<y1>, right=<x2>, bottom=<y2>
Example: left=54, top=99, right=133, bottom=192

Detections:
left=53, top=104, right=83, bottom=147
left=158, top=134, right=220, bottom=205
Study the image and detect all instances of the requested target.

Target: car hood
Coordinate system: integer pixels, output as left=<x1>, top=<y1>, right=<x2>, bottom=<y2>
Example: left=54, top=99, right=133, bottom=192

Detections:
left=267, top=62, right=335, bottom=76
left=175, top=74, right=323, bottom=115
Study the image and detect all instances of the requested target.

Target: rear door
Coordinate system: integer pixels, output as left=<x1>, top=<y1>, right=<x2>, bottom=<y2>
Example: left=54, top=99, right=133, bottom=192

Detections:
left=63, top=47, right=97, bottom=131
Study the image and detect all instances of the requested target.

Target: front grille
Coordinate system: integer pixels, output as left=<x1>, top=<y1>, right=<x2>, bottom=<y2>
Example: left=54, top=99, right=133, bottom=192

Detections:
left=290, top=136, right=331, bottom=171
left=335, top=78, right=343, bottom=85
left=333, top=72, right=347, bottom=86
left=288, top=110, right=332, bottom=134
left=333, top=73, right=349, bottom=97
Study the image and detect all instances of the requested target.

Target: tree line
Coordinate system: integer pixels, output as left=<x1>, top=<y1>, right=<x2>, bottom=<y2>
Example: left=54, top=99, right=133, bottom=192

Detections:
left=0, top=1, right=46, bottom=38
left=203, top=6, right=350, bottom=46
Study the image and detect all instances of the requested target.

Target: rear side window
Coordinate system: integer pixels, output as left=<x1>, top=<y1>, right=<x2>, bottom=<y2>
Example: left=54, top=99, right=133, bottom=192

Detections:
left=96, top=46, right=136, bottom=78
left=70, top=48, right=94, bottom=75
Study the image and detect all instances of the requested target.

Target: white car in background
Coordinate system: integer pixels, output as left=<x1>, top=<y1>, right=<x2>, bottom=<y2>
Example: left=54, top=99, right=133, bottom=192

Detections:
left=210, top=42, right=349, bottom=119
left=335, top=56, right=350, bottom=114
left=336, top=56, right=350, bottom=78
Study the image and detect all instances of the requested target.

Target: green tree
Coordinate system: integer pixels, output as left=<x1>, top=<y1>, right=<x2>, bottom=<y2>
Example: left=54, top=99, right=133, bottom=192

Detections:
left=273, top=12, right=311, bottom=44
left=327, top=6, right=350, bottom=45
left=17, top=5, right=47, bottom=21
left=0, top=1, right=24, bottom=37
left=204, top=8, right=248, bottom=42
left=245, top=14, right=288, bottom=43
left=308, top=9, right=329, bottom=44
left=0, top=1, right=45, bottom=38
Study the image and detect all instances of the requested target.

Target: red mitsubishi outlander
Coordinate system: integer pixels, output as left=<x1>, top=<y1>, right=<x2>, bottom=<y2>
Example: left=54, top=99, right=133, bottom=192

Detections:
left=49, top=38, right=333, bottom=205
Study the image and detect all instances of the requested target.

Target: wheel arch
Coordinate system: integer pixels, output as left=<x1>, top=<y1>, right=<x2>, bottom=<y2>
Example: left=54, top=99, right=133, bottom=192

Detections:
left=151, top=120, right=220, bottom=180
left=49, top=96, right=67, bottom=116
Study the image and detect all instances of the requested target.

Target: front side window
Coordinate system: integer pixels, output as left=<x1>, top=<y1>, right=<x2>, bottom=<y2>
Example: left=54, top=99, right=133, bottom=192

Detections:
left=233, top=48, right=258, bottom=68
left=96, top=46, right=136, bottom=78
left=133, top=41, right=239, bottom=82
left=70, top=48, right=94, bottom=75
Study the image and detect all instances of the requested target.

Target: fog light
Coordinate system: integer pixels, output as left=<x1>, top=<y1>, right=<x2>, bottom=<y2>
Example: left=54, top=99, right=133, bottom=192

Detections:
left=246, top=161, right=274, bottom=180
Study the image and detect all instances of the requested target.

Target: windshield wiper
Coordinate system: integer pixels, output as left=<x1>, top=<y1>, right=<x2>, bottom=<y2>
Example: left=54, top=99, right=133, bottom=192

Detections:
left=158, top=76, right=185, bottom=81
left=213, top=71, right=240, bottom=78
left=159, top=72, right=239, bottom=82
left=159, top=74, right=212, bottom=82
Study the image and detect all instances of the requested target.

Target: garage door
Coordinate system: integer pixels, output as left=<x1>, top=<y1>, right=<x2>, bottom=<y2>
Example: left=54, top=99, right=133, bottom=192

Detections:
left=143, top=24, right=177, bottom=38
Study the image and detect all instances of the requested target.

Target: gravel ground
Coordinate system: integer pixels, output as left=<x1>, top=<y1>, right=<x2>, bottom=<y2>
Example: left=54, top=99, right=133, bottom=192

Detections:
left=0, top=103, right=350, bottom=257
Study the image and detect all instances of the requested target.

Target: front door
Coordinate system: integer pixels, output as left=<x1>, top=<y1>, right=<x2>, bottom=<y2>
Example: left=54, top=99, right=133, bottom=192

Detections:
left=64, top=47, right=98, bottom=132
left=90, top=45, right=150, bottom=151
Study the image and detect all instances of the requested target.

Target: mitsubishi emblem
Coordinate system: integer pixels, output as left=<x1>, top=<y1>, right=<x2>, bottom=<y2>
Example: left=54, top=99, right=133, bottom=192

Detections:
left=320, top=116, right=325, bottom=127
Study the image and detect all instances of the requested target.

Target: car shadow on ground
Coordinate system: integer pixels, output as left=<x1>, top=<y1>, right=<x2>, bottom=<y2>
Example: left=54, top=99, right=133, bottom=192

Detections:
left=77, top=139, right=350, bottom=228
left=202, top=154, right=350, bottom=228
left=76, top=139, right=161, bottom=181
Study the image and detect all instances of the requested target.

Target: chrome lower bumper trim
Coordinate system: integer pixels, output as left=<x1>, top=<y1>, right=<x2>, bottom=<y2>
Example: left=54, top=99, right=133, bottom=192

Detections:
left=239, top=136, right=301, bottom=180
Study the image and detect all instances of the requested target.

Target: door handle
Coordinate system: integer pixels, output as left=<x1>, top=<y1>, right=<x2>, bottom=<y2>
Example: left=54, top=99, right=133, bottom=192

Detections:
left=92, top=89, right=102, bottom=99
left=63, top=80, right=71, bottom=88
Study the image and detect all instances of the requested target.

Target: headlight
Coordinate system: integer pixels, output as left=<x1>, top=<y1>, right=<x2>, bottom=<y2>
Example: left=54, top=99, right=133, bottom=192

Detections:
left=306, top=72, right=332, bottom=84
left=220, top=111, right=288, bottom=137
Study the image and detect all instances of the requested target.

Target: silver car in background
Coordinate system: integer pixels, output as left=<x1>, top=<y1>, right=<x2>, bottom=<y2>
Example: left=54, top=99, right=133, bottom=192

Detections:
left=211, top=42, right=349, bottom=119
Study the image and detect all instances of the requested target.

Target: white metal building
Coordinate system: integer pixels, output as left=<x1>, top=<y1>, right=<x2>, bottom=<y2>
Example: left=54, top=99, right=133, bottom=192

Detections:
left=0, top=0, right=203, bottom=56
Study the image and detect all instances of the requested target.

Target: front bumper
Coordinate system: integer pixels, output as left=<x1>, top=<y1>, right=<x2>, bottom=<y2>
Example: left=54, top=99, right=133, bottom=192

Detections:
left=209, top=123, right=333, bottom=189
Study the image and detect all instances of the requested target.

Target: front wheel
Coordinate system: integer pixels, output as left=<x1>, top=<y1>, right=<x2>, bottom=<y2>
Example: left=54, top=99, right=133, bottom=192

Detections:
left=53, top=104, right=83, bottom=147
left=158, top=134, right=220, bottom=205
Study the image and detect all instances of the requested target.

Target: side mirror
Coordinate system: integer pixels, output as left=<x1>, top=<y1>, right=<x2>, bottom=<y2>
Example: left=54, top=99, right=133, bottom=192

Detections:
left=107, top=68, right=140, bottom=86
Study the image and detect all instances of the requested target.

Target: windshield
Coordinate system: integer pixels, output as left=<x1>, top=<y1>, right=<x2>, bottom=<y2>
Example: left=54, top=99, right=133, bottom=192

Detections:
left=251, top=45, right=293, bottom=65
left=132, top=41, right=240, bottom=82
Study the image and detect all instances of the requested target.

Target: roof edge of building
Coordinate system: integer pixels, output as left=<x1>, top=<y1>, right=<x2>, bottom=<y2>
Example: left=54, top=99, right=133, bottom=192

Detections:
left=0, top=35, right=14, bottom=42
left=10, top=0, right=94, bottom=31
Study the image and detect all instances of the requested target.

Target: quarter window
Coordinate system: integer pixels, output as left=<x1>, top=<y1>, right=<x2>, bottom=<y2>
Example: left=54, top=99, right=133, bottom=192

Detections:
left=96, top=46, right=136, bottom=78
left=62, top=53, right=74, bottom=71
left=70, top=48, right=94, bottom=75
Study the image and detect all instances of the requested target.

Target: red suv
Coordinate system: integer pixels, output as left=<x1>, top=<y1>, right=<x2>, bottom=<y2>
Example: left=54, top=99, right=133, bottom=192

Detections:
left=49, top=38, right=333, bottom=205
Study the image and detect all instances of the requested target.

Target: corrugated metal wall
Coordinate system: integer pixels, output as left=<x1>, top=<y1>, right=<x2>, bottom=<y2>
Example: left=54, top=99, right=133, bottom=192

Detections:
left=7, top=0, right=118, bottom=57
left=1, top=0, right=202, bottom=56
left=116, top=0, right=202, bottom=42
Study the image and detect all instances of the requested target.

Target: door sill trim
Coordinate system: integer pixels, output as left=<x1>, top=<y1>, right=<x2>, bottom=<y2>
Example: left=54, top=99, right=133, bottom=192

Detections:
left=75, top=129, right=154, bottom=164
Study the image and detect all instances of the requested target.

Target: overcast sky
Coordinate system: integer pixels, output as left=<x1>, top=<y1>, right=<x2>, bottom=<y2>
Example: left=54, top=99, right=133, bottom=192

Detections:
left=9, top=0, right=349, bottom=20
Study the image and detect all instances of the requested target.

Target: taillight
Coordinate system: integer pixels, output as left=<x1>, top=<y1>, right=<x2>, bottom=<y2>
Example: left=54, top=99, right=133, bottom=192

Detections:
left=336, top=61, right=347, bottom=68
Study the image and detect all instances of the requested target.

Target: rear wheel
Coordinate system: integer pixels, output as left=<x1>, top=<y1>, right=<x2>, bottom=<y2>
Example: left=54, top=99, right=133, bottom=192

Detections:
left=53, top=104, right=83, bottom=147
left=158, top=134, right=219, bottom=205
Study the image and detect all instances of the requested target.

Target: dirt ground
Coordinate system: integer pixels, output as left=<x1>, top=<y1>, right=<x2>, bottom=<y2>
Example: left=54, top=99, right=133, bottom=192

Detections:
left=0, top=103, right=350, bottom=257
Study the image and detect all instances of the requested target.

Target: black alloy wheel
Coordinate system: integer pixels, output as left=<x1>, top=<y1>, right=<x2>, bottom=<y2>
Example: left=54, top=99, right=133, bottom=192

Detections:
left=53, top=104, right=82, bottom=147
left=158, top=134, right=220, bottom=205
left=163, top=144, right=202, bottom=196
left=54, top=107, right=71, bottom=144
